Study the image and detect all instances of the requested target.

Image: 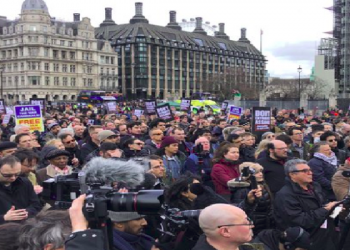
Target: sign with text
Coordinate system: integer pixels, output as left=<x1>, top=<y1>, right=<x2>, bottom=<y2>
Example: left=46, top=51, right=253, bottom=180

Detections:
left=134, top=109, right=144, bottom=118
left=30, top=98, right=46, bottom=113
left=2, top=114, right=11, bottom=125
left=252, top=107, right=271, bottom=133
left=0, top=99, right=5, bottom=114
left=145, top=100, right=157, bottom=115
left=221, top=101, right=229, bottom=111
left=155, top=104, right=174, bottom=122
left=14, top=105, right=44, bottom=132
left=106, top=101, right=117, bottom=113
left=229, top=106, right=242, bottom=120
left=5, top=107, right=13, bottom=115
left=180, top=98, right=191, bottom=111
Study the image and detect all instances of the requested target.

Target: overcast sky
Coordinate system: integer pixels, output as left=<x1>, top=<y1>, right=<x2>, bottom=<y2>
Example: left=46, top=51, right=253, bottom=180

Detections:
left=3, top=0, right=333, bottom=78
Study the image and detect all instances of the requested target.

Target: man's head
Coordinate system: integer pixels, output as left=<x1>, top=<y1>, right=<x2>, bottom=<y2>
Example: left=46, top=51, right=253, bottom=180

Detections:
left=15, top=133, right=32, bottom=149
left=311, top=125, right=324, bottom=142
left=320, top=131, right=337, bottom=149
left=46, top=149, right=70, bottom=169
left=47, top=123, right=61, bottom=135
left=218, top=119, right=227, bottom=129
left=150, top=118, right=166, bottom=131
left=171, top=127, right=186, bottom=142
left=288, top=127, right=304, bottom=143
left=117, top=124, right=128, bottom=135
left=0, top=155, right=21, bottom=185
left=88, top=125, right=103, bottom=143
left=268, top=140, right=288, bottom=160
left=341, top=124, right=350, bottom=136
left=72, top=117, right=82, bottom=127
left=322, top=123, right=333, bottom=132
left=0, top=142, right=17, bottom=158
left=241, top=133, right=254, bottom=147
left=14, top=124, right=30, bottom=135
left=73, top=125, right=85, bottom=138
left=99, top=142, right=121, bottom=159
left=109, top=211, right=147, bottom=235
left=124, top=138, right=145, bottom=151
left=227, top=134, right=243, bottom=148
left=285, top=159, right=313, bottom=186
left=140, top=122, right=148, bottom=134
left=13, top=149, right=39, bottom=177
left=149, top=128, right=164, bottom=143
left=147, top=155, right=165, bottom=178
left=312, top=142, right=332, bottom=157
left=199, top=204, right=253, bottom=247
left=105, top=120, right=116, bottom=131
left=127, top=122, right=142, bottom=135
left=197, top=129, right=212, bottom=142
left=195, top=137, right=210, bottom=151
left=284, top=122, right=296, bottom=132
left=59, top=134, right=76, bottom=149
left=98, top=130, right=120, bottom=144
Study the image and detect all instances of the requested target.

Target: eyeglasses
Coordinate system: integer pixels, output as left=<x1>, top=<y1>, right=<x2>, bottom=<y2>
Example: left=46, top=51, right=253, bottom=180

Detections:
left=0, top=171, right=21, bottom=178
left=291, top=169, right=312, bottom=174
left=64, top=139, right=76, bottom=144
left=217, top=217, right=254, bottom=228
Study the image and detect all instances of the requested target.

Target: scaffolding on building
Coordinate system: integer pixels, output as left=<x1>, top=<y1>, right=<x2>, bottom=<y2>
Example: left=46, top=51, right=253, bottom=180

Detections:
left=318, top=38, right=338, bottom=70
left=332, top=0, right=342, bottom=85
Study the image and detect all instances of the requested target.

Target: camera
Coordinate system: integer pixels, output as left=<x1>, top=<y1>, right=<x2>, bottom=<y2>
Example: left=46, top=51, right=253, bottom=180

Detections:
left=241, top=166, right=258, bottom=190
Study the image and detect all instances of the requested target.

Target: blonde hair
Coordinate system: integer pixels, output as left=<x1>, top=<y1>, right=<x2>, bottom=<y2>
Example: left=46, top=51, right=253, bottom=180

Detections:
left=254, top=139, right=271, bottom=159
left=45, top=139, right=64, bottom=149
left=239, top=162, right=263, bottom=173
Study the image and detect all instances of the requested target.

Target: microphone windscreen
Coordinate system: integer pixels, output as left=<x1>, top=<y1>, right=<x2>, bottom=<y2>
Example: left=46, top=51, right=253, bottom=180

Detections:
left=227, top=179, right=250, bottom=188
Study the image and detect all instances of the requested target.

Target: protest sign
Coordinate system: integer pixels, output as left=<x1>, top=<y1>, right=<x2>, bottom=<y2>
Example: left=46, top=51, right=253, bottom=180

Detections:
left=2, top=114, right=11, bottom=125
left=180, top=98, right=191, bottom=111
left=106, top=101, right=117, bottom=113
left=221, top=101, right=229, bottom=111
left=134, top=109, right=144, bottom=118
left=30, top=98, right=46, bottom=113
left=14, top=105, right=44, bottom=132
left=0, top=99, right=5, bottom=114
left=155, top=104, right=174, bottom=122
left=229, top=106, right=242, bottom=120
left=144, top=100, right=157, bottom=115
left=252, top=107, right=271, bottom=133
left=5, top=107, right=13, bottom=115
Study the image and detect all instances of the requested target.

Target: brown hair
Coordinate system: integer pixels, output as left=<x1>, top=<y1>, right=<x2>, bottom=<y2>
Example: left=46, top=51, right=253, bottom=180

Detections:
left=212, top=143, right=239, bottom=164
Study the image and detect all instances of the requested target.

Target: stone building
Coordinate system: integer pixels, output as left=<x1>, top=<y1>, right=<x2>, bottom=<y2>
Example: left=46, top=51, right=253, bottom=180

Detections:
left=95, top=2, right=266, bottom=100
left=0, top=0, right=118, bottom=104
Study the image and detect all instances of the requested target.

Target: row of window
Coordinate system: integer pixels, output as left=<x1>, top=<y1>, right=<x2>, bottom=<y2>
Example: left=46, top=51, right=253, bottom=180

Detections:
left=1, top=76, right=94, bottom=87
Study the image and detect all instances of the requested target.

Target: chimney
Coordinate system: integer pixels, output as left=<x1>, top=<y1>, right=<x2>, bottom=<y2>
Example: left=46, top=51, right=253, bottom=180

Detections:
left=105, top=7, right=112, bottom=20
left=73, top=13, right=80, bottom=22
left=135, top=2, right=143, bottom=16
left=99, top=7, right=116, bottom=27
left=215, top=23, right=229, bottom=40
left=193, top=17, right=207, bottom=35
left=238, top=28, right=250, bottom=43
left=130, top=2, right=149, bottom=24
left=166, top=11, right=182, bottom=31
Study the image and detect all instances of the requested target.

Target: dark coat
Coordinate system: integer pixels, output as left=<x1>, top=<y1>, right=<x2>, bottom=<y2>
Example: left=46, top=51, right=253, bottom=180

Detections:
left=256, top=156, right=286, bottom=196
left=0, top=177, right=42, bottom=224
left=211, top=159, right=240, bottom=195
left=192, top=235, right=252, bottom=250
left=240, top=147, right=256, bottom=163
left=112, top=229, right=154, bottom=250
left=274, top=178, right=338, bottom=250
left=308, top=157, right=336, bottom=201
left=65, top=146, right=83, bottom=167
left=290, top=142, right=311, bottom=160
left=65, top=229, right=105, bottom=250
left=80, top=139, right=99, bottom=160
left=333, top=147, right=347, bottom=165
left=143, top=139, right=158, bottom=155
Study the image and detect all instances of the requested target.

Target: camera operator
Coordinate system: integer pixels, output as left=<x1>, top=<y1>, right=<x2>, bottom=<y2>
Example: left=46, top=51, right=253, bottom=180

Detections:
left=229, top=162, right=274, bottom=235
left=274, top=159, right=339, bottom=250
left=193, top=204, right=254, bottom=250
left=332, top=157, right=350, bottom=248
left=0, top=155, right=42, bottom=224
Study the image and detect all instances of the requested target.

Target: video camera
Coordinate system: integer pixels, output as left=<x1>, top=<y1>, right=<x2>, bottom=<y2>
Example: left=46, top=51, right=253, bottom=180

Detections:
left=241, top=166, right=258, bottom=190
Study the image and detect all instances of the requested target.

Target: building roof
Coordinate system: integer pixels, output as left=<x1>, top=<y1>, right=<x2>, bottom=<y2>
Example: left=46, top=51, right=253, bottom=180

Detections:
left=95, top=22, right=263, bottom=58
left=21, top=0, right=49, bottom=14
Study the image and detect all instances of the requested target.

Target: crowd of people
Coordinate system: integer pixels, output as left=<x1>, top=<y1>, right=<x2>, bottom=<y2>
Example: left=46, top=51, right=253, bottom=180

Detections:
left=0, top=103, right=350, bottom=250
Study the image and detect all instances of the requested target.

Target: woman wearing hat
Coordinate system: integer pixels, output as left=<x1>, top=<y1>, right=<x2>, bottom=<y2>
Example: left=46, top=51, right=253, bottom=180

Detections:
left=36, top=149, right=73, bottom=185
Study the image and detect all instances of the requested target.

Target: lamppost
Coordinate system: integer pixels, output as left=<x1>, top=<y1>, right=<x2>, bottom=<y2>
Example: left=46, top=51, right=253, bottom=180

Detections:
left=297, top=65, right=302, bottom=102
left=0, top=66, right=4, bottom=99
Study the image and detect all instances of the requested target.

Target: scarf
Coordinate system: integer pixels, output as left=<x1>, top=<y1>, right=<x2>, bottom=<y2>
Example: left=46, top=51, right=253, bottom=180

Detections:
left=112, top=229, right=154, bottom=250
left=314, top=152, right=338, bottom=166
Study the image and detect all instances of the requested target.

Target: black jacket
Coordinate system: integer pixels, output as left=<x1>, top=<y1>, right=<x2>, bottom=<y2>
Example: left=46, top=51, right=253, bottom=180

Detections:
left=65, top=146, right=83, bottom=167
left=65, top=230, right=105, bottom=250
left=333, top=147, right=347, bottom=165
left=143, top=139, right=158, bottom=155
left=274, top=178, right=338, bottom=250
left=256, top=156, right=286, bottom=195
left=81, top=139, right=99, bottom=160
left=0, top=177, right=42, bottom=224
left=192, top=234, right=252, bottom=250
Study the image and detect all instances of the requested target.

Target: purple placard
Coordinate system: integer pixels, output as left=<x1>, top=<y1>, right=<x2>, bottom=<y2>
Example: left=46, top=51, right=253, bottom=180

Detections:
left=15, top=105, right=41, bottom=119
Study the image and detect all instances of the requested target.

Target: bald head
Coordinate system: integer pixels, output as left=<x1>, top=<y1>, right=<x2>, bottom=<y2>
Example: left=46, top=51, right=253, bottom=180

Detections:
left=269, top=140, right=288, bottom=160
left=199, top=204, right=245, bottom=235
left=341, top=124, right=350, bottom=134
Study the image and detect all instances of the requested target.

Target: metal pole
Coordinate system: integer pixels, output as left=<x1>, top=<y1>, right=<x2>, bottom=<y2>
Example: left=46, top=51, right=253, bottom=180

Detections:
left=0, top=68, right=3, bottom=99
left=299, top=71, right=301, bottom=101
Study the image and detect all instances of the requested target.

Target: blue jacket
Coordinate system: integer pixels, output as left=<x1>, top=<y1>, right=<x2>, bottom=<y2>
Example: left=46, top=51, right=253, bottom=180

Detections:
left=184, top=153, right=213, bottom=176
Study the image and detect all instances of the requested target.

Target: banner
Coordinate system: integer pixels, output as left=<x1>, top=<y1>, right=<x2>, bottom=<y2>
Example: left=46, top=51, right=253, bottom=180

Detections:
left=14, top=105, right=44, bottom=132
left=155, top=104, right=174, bottom=122
left=144, top=100, right=157, bottom=115
left=0, top=99, right=5, bottom=114
left=221, top=101, right=229, bottom=111
left=252, top=107, right=271, bottom=133
left=229, top=106, right=243, bottom=120
left=106, top=101, right=117, bottom=113
left=30, top=98, right=46, bottom=113
left=2, top=114, right=11, bottom=125
left=180, top=98, right=191, bottom=111
left=134, top=109, right=144, bottom=118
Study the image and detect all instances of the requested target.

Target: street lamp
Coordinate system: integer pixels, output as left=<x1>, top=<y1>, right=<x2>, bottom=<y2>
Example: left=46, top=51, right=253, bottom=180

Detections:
left=297, top=65, right=302, bottom=101
left=0, top=66, right=4, bottom=99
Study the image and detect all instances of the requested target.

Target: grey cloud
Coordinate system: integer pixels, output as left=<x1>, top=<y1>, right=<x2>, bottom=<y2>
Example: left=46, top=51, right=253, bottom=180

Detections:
left=266, top=41, right=317, bottom=61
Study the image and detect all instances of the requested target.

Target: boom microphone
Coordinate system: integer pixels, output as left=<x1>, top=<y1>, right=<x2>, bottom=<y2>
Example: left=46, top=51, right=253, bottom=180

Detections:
left=82, top=157, right=145, bottom=189
left=227, top=178, right=251, bottom=188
